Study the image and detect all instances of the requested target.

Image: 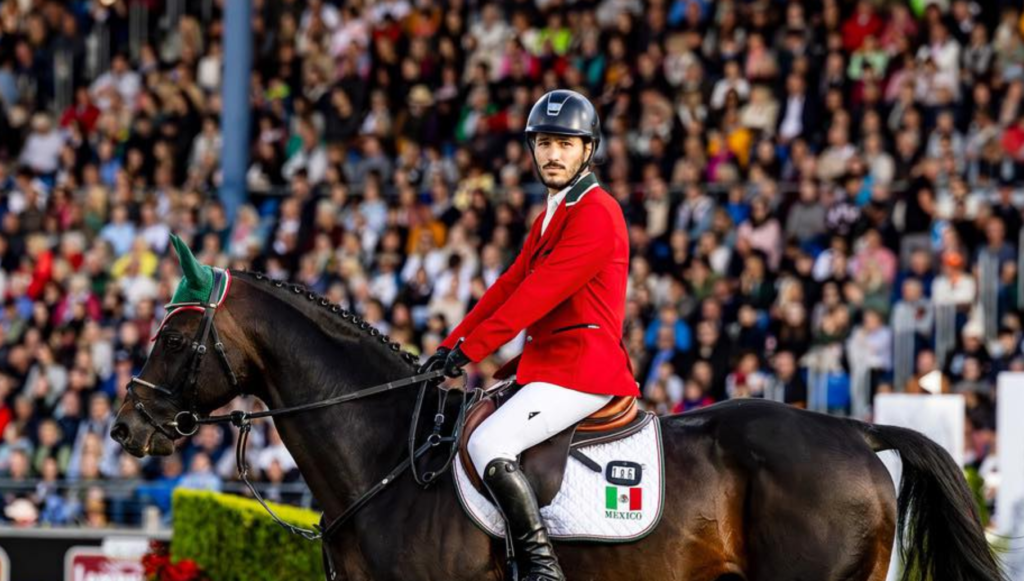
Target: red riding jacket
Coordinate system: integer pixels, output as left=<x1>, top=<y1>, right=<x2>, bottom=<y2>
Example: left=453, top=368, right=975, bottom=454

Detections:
left=440, top=173, right=639, bottom=397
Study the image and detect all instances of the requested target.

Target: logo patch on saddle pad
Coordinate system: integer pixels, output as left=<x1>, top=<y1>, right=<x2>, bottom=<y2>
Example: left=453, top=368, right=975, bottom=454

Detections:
left=454, top=413, right=665, bottom=542
left=603, top=461, right=644, bottom=519
left=605, top=461, right=642, bottom=486
left=606, top=489, right=638, bottom=512
left=606, top=486, right=642, bottom=513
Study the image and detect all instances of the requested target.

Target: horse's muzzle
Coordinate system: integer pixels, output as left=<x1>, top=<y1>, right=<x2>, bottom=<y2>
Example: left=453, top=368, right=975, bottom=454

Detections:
left=111, top=421, right=130, bottom=445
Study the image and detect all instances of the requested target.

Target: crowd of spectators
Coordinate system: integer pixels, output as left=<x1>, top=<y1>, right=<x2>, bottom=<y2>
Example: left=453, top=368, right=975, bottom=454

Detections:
left=0, top=0, right=1017, bottom=528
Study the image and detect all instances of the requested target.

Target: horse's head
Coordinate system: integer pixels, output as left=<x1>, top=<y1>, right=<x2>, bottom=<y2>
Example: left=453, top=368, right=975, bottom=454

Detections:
left=112, top=234, right=244, bottom=457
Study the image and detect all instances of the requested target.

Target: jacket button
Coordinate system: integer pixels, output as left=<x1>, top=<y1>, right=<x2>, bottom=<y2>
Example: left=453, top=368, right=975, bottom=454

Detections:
left=526, top=335, right=533, bottom=342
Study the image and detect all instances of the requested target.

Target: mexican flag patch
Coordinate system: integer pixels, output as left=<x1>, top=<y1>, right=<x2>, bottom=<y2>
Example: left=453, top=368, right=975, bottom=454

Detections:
left=605, top=486, right=642, bottom=511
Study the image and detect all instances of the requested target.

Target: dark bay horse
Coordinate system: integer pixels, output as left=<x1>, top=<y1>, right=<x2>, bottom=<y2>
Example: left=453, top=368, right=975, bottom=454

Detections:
left=111, top=269, right=1004, bottom=581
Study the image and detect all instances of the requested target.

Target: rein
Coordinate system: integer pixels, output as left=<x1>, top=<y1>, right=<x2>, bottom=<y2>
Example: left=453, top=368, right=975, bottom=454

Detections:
left=126, top=269, right=472, bottom=580
left=200, top=364, right=468, bottom=581
left=203, top=367, right=459, bottom=541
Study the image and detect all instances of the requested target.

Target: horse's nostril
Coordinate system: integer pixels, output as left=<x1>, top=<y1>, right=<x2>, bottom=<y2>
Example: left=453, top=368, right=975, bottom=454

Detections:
left=111, top=422, right=129, bottom=444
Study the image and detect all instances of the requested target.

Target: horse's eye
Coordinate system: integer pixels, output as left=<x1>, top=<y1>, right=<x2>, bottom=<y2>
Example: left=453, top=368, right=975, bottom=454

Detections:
left=165, top=334, right=184, bottom=349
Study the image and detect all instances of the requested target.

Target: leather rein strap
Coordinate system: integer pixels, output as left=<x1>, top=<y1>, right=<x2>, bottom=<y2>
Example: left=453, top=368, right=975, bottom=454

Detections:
left=203, top=365, right=462, bottom=581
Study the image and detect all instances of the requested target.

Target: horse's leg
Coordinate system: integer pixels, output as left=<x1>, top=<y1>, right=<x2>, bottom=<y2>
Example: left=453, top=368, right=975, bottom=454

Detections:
left=866, top=534, right=895, bottom=581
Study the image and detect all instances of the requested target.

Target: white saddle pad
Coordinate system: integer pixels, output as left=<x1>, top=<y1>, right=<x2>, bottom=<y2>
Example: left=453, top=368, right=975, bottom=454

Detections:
left=453, top=413, right=665, bottom=542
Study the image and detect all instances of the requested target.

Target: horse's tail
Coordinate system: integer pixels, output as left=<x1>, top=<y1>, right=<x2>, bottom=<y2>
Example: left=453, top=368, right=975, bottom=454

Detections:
left=861, top=422, right=1005, bottom=581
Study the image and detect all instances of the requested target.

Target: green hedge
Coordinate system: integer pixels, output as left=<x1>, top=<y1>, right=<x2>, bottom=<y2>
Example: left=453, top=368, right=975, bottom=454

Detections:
left=171, top=489, right=324, bottom=581
left=963, top=466, right=990, bottom=527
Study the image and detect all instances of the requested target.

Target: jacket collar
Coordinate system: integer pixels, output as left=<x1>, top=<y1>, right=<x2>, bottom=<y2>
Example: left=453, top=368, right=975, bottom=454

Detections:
left=530, top=173, right=600, bottom=257
left=564, top=171, right=600, bottom=206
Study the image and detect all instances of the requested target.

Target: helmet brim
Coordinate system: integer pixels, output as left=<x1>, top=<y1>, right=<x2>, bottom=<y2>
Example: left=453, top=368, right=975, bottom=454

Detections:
left=525, top=125, right=595, bottom=139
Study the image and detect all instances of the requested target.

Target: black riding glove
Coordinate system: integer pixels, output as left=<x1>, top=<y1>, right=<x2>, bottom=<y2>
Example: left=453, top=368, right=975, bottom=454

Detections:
left=418, top=346, right=451, bottom=375
left=443, top=345, right=472, bottom=378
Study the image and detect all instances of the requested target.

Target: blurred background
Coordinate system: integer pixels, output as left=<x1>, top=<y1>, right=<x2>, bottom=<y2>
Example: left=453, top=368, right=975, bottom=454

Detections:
left=0, top=0, right=1018, bottom=560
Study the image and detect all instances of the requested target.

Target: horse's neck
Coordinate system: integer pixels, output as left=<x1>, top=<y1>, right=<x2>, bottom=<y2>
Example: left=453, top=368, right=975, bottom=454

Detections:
left=242, top=293, right=420, bottom=520
left=276, top=374, right=415, bottom=509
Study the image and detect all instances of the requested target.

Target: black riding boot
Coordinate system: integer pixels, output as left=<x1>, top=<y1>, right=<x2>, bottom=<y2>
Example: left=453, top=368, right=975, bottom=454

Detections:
left=483, top=458, right=566, bottom=581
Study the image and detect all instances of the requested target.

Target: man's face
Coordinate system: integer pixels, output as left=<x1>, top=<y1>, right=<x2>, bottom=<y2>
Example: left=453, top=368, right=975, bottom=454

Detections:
left=774, top=353, right=795, bottom=378
left=987, top=219, right=1005, bottom=244
left=910, top=250, right=931, bottom=274
left=533, top=133, right=589, bottom=189
left=90, top=397, right=109, bottom=421
left=903, top=280, right=922, bottom=302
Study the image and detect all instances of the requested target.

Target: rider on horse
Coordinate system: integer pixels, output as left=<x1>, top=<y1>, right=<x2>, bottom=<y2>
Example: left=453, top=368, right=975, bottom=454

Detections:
left=420, top=89, right=638, bottom=581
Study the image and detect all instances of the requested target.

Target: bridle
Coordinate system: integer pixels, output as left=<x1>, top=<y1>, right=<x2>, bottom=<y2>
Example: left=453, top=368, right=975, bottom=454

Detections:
left=123, top=268, right=466, bottom=580
left=127, top=268, right=238, bottom=439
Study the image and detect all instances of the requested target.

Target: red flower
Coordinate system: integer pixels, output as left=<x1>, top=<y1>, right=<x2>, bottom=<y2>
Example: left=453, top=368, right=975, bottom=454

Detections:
left=161, top=559, right=201, bottom=581
left=142, top=553, right=170, bottom=577
left=149, top=540, right=170, bottom=556
left=175, top=560, right=200, bottom=579
left=141, top=543, right=203, bottom=581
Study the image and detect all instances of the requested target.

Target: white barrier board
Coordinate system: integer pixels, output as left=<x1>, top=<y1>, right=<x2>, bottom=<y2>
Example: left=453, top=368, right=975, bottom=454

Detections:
left=874, top=393, right=966, bottom=581
left=874, top=394, right=965, bottom=467
left=997, top=373, right=1024, bottom=578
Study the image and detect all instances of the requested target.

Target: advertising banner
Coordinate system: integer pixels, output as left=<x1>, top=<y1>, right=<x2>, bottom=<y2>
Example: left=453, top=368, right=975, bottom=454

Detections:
left=64, top=546, right=145, bottom=581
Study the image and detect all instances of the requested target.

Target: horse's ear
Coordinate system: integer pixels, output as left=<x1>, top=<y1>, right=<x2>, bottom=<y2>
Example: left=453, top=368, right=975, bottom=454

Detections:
left=170, top=233, right=212, bottom=292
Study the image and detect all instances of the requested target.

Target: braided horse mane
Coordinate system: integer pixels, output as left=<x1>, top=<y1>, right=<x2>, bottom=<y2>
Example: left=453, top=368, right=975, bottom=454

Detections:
left=240, top=269, right=422, bottom=369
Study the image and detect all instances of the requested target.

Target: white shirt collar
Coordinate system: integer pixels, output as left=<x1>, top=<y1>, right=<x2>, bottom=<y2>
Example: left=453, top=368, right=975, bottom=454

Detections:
left=547, top=186, right=569, bottom=209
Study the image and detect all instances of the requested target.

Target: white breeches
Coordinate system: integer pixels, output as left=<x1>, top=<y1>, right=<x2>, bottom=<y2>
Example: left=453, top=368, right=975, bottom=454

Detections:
left=468, top=382, right=613, bottom=479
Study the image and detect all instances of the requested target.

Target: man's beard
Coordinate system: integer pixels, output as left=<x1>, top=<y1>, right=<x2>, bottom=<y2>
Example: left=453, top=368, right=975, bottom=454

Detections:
left=541, top=160, right=582, bottom=190
left=545, top=174, right=572, bottom=189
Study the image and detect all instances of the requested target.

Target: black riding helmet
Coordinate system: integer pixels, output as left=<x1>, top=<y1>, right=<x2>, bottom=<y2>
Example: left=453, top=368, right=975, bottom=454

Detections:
left=525, top=89, right=601, bottom=189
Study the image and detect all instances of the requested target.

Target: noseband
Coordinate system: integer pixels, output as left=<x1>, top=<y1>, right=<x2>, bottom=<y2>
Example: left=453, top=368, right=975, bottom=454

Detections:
left=127, top=267, right=238, bottom=438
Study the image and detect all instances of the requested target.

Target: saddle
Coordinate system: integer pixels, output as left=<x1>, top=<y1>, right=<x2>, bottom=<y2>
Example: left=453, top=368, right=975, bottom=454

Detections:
left=457, top=380, right=645, bottom=507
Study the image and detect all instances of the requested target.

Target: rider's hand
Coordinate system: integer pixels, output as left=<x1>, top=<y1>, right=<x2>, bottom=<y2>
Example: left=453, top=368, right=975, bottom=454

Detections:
left=442, top=345, right=472, bottom=378
left=418, top=346, right=451, bottom=375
